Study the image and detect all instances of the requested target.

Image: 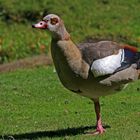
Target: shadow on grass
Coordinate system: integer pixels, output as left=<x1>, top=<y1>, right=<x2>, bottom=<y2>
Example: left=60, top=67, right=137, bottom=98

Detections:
left=0, top=125, right=110, bottom=139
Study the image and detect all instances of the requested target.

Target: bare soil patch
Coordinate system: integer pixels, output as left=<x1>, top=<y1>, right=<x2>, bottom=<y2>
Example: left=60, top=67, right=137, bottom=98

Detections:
left=0, top=55, right=53, bottom=73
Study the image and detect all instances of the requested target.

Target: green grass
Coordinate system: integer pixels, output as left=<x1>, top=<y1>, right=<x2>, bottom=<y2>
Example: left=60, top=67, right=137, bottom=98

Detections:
left=0, top=22, right=50, bottom=62
left=1, top=0, right=140, bottom=62
left=0, top=1, right=140, bottom=139
left=0, top=66, right=140, bottom=140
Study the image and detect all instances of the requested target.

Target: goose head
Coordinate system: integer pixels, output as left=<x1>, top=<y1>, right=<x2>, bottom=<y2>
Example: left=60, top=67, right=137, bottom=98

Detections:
left=32, top=14, right=70, bottom=40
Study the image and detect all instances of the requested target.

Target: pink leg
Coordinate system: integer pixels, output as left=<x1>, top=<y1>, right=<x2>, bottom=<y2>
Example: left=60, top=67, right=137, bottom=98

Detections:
left=87, top=98, right=105, bottom=135
left=94, top=98, right=105, bottom=134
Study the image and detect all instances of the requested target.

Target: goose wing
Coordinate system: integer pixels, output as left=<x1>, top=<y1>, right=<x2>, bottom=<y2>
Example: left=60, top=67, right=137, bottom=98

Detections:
left=78, top=41, right=121, bottom=65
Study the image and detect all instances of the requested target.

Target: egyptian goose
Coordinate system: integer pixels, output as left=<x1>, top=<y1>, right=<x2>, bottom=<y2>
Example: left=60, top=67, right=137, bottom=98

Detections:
left=32, top=14, right=140, bottom=135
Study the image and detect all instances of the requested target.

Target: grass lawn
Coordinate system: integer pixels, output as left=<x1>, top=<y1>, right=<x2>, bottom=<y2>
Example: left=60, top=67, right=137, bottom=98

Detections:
left=0, top=66, right=139, bottom=140
left=0, top=1, right=140, bottom=139
left=1, top=0, right=140, bottom=63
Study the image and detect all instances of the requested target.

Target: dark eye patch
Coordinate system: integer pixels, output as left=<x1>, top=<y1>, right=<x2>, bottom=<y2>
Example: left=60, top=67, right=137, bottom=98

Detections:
left=50, top=17, right=59, bottom=25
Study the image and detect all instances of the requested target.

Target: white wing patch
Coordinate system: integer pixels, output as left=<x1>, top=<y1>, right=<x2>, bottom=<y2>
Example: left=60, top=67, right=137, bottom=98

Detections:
left=91, top=49, right=124, bottom=77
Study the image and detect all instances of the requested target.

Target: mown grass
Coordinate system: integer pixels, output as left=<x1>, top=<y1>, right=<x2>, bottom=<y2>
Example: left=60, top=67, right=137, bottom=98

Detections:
left=0, top=22, right=50, bottom=62
left=0, top=1, right=140, bottom=140
left=0, top=66, right=140, bottom=140
left=0, top=0, right=140, bottom=62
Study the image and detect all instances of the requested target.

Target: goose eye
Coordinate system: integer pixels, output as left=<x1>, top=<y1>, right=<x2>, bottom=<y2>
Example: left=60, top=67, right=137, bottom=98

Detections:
left=50, top=17, right=59, bottom=25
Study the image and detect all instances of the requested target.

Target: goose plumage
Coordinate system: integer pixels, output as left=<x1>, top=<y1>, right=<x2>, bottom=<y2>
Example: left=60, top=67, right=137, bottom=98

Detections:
left=32, top=14, right=140, bottom=135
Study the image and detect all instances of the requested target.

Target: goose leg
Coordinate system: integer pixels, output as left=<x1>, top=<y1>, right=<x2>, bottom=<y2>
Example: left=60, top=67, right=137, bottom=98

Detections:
left=88, top=98, right=105, bottom=135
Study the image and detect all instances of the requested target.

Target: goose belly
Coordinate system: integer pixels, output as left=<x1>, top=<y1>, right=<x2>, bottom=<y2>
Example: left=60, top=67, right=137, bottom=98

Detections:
left=54, top=60, right=122, bottom=99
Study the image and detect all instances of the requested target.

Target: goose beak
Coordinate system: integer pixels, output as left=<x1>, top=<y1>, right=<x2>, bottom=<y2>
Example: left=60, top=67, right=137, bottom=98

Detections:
left=32, top=24, right=35, bottom=28
left=32, top=21, right=48, bottom=29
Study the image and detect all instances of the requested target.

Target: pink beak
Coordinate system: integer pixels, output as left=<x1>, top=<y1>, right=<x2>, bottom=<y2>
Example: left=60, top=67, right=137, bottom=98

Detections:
left=32, top=21, right=48, bottom=29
